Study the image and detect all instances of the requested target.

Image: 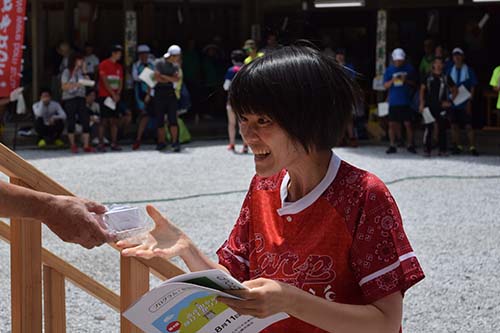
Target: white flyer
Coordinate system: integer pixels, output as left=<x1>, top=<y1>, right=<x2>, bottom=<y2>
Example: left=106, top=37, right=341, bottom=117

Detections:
left=123, top=269, right=288, bottom=333
left=453, top=85, right=471, bottom=106
left=104, top=96, right=116, bottom=110
left=78, top=78, right=96, bottom=87
left=377, top=102, right=389, bottom=117
left=139, top=67, right=157, bottom=88
left=421, top=107, right=435, bottom=124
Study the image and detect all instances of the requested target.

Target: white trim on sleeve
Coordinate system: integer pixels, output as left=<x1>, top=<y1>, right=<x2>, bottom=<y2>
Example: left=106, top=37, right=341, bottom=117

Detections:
left=222, top=246, right=250, bottom=267
left=359, top=252, right=416, bottom=286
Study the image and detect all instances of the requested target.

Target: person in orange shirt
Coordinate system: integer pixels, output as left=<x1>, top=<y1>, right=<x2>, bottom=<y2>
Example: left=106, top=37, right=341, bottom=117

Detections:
left=118, top=45, right=424, bottom=333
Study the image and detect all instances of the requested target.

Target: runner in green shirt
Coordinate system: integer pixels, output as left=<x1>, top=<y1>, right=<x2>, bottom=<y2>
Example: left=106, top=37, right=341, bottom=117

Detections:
left=489, top=66, right=500, bottom=109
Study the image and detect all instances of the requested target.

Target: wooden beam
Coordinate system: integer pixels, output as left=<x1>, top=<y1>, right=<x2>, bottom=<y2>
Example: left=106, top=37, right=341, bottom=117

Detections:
left=43, top=266, right=66, bottom=333
left=0, top=143, right=73, bottom=195
left=10, top=178, right=43, bottom=333
left=120, top=256, right=150, bottom=333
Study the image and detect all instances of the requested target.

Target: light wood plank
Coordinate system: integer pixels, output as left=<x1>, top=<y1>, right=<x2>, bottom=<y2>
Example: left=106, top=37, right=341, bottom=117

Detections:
left=43, top=265, right=66, bottom=333
left=120, top=256, right=150, bottom=333
left=10, top=178, right=43, bottom=333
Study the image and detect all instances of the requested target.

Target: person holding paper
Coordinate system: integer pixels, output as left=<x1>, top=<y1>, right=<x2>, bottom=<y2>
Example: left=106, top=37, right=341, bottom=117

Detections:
left=118, top=46, right=424, bottom=333
left=446, top=48, right=479, bottom=156
left=132, top=44, right=156, bottom=150
left=383, top=48, right=418, bottom=154
left=61, top=53, right=94, bottom=153
left=0, top=180, right=111, bottom=249
left=97, top=45, right=124, bottom=152
left=419, top=57, right=457, bottom=156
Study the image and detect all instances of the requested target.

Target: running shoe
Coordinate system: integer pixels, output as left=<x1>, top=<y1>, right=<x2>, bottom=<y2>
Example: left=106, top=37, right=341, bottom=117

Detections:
left=83, top=146, right=96, bottom=153
left=242, top=145, right=249, bottom=154
left=227, top=144, right=235, bottom=151
left=70, top=144, right=79, bottom=154
left=386, top=146, right=397, bottom=154
left=451, top=145, right=463, bottom=155
left=110, top=144, right=122, bottom=151
left=132, top=140, right=141, bottom=150
left=469, top=147, right=479, bottom=156
left=172, top=142, right=181, bottom=153
left=156, top=143, right=167, bottom=151
left=37, top=139, right=47, bottom=149
left=54, top=139, right=65, bottom=148
left=407, top=146, right=417, bottom=154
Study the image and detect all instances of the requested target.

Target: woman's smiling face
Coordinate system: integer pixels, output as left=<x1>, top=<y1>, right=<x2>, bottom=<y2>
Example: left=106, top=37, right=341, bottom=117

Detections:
left=239, top=113, right=305, bottom=177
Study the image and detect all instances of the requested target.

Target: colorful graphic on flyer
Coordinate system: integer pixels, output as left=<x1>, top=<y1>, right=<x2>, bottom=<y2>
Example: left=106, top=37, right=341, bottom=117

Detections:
left=152, top=291, right=228, bottom=333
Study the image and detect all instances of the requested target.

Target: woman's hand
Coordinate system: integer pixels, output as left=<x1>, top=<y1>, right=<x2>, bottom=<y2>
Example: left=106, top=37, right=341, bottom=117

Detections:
left=217, top=278, right=292, bottom=318
left=117, top=205, right=192, bottom=260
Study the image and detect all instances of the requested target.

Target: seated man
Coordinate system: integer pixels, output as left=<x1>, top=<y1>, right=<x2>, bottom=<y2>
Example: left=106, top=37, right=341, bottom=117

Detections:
left=32, top=89, right=67, bottom=148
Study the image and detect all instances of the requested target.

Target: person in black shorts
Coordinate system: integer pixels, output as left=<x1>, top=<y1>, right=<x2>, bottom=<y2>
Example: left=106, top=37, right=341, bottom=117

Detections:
left=154, top=45, right=181, bottom=152
left=383, top=48, right=418, bottom=154
left=419, top=58, right=457, bottom=156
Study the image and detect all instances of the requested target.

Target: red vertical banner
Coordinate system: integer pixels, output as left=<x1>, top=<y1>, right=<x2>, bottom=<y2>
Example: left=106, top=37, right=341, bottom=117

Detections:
left=0, top=0, right=26, bottom=97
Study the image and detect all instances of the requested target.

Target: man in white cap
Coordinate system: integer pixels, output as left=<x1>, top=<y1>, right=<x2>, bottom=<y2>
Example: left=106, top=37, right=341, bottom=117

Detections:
left=383, top=48, right=417, bottom=154
left=446, top=47, right=479, bottom=156
left=132, top=44, right=156, bottom=150
left=153, top=45, right=181, bottom=151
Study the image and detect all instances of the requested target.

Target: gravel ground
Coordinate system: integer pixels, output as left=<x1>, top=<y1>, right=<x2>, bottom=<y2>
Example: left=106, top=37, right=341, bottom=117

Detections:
left=1, top=141, right=499, bottom=332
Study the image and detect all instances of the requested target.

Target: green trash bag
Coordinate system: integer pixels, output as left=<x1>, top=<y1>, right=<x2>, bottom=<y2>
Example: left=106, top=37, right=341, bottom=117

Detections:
left=165, top=117, right=191, bottom=143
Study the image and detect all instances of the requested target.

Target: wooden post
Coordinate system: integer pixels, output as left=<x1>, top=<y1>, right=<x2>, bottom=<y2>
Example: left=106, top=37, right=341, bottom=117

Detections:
left=10, top=178, right=43, bottom=333
left=120, top=256, right=149, bottom=333
left=43, top=266, right=66, bottom=333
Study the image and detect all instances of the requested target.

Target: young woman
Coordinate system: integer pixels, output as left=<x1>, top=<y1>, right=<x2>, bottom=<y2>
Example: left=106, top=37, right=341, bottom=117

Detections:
left=61, top=53, right=94, bottom=153
left=118, top=45, right=424, bottom=333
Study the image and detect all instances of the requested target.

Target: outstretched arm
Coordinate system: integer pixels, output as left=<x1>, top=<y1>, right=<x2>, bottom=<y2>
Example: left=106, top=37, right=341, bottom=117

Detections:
left=118, top=205, right=228, bottom=272
left=0, top=181, right=111, bottom=249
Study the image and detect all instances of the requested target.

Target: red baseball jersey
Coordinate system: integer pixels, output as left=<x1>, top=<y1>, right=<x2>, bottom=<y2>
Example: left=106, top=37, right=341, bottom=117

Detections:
left=217, top=153, right=424, bottom=332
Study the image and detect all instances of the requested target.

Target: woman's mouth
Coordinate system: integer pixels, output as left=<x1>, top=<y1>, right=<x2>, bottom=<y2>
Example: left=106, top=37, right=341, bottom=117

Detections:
left=253, top=149, right=271, bottom=160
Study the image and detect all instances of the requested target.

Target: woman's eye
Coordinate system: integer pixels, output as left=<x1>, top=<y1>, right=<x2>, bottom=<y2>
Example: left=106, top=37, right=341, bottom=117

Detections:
left=258, top=118, right=270, bottom=125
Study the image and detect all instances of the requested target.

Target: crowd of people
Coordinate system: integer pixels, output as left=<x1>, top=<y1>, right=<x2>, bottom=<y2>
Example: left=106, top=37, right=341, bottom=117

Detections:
left=35, top=43, right=182, bottom=153
left=12, top=34, right=500, bottom=156
left=381, top=39, right=500, bottom=157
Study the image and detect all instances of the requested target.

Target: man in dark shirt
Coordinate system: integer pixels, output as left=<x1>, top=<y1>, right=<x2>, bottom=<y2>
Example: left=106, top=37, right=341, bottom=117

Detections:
left=154, top=45, right=180, bottom=151
left=419, top=58, right=457, bottom=156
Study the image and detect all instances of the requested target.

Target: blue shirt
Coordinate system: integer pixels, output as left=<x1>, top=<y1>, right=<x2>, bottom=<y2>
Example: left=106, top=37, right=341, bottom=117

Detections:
left=224, top=65, right=241, bottom=82
left=446, top=65, right=478, bottom=110
left=383, top=63, right=416, bottom=106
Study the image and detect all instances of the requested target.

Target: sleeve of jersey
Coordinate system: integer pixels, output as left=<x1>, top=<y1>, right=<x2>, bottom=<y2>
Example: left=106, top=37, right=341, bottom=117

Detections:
left=350, top=177, right=425, bottom=303
left=216, top=181, right=254, bottom=282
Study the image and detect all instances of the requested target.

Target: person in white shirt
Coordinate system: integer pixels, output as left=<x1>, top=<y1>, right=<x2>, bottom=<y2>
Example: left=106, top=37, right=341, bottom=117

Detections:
left=32, top=89, right=67, bottom=148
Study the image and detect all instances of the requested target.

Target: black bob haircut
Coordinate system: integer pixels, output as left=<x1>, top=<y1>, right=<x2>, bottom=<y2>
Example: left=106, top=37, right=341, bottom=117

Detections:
left=229, top=44, right=362, bottom=152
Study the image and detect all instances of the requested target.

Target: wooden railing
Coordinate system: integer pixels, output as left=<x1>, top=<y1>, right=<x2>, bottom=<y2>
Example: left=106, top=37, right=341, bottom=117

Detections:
left=0, top=143, right=185, bottom=332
